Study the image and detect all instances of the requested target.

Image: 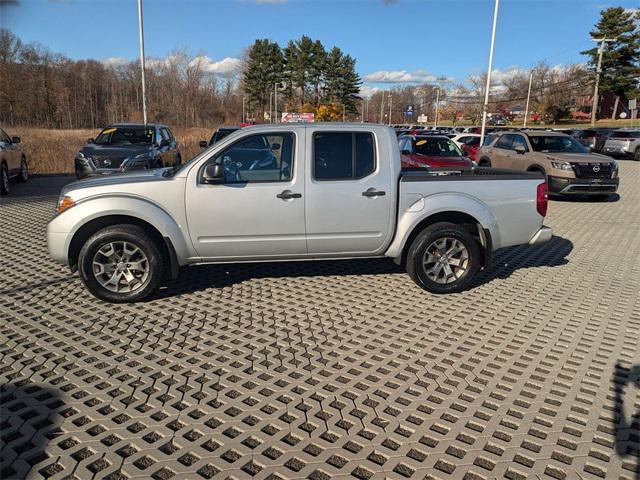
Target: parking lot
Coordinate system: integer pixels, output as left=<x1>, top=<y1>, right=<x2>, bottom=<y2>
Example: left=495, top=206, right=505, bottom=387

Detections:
left=1, top=163, right=639, bottom=480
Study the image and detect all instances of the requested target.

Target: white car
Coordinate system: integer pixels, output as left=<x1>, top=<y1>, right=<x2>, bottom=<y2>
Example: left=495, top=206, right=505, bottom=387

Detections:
left=451, top=133, right=481, bottom=148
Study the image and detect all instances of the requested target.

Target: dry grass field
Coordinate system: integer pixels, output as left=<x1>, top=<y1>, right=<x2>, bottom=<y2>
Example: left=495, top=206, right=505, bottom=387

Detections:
left=11, top=127, right=213, bottom=175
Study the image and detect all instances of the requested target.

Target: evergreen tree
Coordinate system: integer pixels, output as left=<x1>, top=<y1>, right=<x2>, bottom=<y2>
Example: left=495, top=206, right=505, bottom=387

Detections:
left=242, top=39, right=284, bottom=118
left=582, top=7, right=640, bottom=114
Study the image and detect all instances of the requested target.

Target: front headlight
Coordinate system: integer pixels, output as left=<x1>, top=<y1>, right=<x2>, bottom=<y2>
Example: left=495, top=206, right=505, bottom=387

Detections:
left=612, top=161, right=618, bottom=178
left=56, top=195, right=75, bottom=214
left=550, top=161, right=572, bottom=171
left=77, top=151, right=91, bottom=161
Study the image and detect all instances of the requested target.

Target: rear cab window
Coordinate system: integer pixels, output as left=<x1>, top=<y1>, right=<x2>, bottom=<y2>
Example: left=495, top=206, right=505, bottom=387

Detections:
left=313, top=132, right=375, bottom=180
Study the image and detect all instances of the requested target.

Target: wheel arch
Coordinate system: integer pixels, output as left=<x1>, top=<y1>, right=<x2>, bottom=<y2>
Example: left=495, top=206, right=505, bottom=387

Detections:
left=67, top=215, right=179, bottom=278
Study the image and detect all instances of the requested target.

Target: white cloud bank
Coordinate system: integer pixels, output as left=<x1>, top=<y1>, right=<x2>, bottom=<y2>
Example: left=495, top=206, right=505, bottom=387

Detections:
left=364, top=69, right=439, bottom=84
left=191, top=55, right=242, bottom=75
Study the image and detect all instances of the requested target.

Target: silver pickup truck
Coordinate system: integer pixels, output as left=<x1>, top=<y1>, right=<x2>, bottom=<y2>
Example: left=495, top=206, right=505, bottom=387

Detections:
left=47, top=124, right=552, bottom=303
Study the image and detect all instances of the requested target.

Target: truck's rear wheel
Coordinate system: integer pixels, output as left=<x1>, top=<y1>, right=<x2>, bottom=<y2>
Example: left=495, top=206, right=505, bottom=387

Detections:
left=406, top=222, right=480, bottom=294
left=78, top=224, right=163, bottom=303
left=478, top=158, right=491, bottom=167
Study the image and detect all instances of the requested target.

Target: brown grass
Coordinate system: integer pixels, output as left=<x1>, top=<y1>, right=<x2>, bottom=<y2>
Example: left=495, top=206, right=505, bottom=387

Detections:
left=11, top=127, right=214, bottom=175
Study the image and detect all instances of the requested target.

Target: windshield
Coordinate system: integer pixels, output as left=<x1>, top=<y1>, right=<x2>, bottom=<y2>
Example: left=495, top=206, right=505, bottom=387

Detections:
left=529, top=135, right=589, bottom=153
left=610, top=131, right=640, bottom=139
left=94, top=127, right=155, bottom=146
left=415, top=137, right=462, bottom=157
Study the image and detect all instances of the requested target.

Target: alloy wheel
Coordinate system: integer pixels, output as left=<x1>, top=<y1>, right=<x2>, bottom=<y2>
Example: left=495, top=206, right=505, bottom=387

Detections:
left=20, top=160, right=28, bottom=180
left=92, top=241, right=150, bottom=293
left=422, top=237, right=470, bottom=284
left=1, top=166, right=9, bottom=193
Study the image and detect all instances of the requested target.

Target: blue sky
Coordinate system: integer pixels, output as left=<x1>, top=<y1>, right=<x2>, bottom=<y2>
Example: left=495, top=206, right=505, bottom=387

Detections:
left=2, top=0, right=639, bottom=94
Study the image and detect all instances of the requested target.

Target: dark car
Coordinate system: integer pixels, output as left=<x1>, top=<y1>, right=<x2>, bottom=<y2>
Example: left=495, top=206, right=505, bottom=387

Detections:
left=398, top=134, right=474, bottom=169
left=199, top=127, right=240, bottom=148
left=573, top=128, right=615, bottom=153
left=75, top=123, right=181, bottom=179
left=0, top=127, right=29, bottom=195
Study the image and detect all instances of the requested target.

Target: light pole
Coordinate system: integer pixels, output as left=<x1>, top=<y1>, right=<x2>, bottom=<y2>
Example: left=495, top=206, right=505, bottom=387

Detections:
left=137, top=0, right=148, bottom=124
left=434, top=87, right=440, bottom=128
left=361, top=98, right=365, bottom=122
left=388, top=94, right=393, bottom=125
left=523, top=71, right=533, bottom=128
left=242, top=97, right=246, bottom=123
left=379, top=91, right=385, bottom=123
left=268, top=92, right=273, bottom=123
left=590, top=38, right=615, bottom=127
left=274, top=83, right=278, bottom=124
left=480, top=0, right=500, bottom=145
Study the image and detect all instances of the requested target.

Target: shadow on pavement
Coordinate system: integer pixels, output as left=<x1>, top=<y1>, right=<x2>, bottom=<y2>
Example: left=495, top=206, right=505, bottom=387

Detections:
left=150, top=235, right=573, bottom=300
left=614, top=362, right=640, bottom=480
left=0, top=382, right=64, bottom=479
left=550, top=193, right=621, bottom=203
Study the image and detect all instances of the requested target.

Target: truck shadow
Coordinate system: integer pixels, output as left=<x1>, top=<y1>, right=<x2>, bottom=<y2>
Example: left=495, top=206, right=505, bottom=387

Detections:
left=151, top=235, right=573, bottom=300
left=0, top=382, right=64, bottom=479
left=613, top=362, right=640, bottom=480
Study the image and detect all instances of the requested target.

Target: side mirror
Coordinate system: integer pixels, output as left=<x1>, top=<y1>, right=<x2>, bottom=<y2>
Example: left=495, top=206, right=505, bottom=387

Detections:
left=514, top=144, right=526, bottom=154
left=401, top=149, right=411, bottom=155
left=199, top=140, right=208, bottom=148
left=271, top=143, right=281, bottom=150
left=160, top=139, right=170, bottom=147
left=87, top=138, right=95, bottom=144
left=11, top=136, right=20, bottom=143
left=203, top=163, right=223, bottom=184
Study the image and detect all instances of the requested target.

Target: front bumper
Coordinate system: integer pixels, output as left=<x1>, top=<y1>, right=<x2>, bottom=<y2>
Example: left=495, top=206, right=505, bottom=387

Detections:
left=75, top=157, right=151, bottom=179
left=548, top=175, right=619, bottom=195
left=529, top=226, right=553, bottom=246
left=602, top=147, right=633, bottom=158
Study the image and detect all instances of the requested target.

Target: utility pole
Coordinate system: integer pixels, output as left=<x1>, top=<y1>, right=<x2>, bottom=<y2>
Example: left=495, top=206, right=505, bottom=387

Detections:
left=137, top=0, right=148, bottom=124
left=388, top=94, right=393, bottom=125
left=480, top=0, right=500, bottom=145
left=361, top=98, right=365, bottom=122
left=242, top=97, right=246, bottom=123
left=434, top=87, right=441, bottom=128
left=343, top=104, right=346, bottom=122
left=379, top=91, right=385, bottom=123
left=523, top=71, right=533, bottom=128
left=269, top=92, right=273, bottom=123
left=274, top=83, right=278, bottom=124
left=590, top=38, right=615, bottom=127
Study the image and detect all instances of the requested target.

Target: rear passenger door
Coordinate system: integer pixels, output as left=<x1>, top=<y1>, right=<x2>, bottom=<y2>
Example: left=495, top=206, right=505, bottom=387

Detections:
left=491, top=134, right=514, bottom=168
left=305, top=130, right=394, bottom=256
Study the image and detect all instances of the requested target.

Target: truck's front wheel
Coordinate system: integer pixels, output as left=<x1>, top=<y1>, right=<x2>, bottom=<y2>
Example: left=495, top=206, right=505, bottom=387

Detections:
left=406, top=222, right=480, bottom=294
left=78, top=225, right=163, bottom=303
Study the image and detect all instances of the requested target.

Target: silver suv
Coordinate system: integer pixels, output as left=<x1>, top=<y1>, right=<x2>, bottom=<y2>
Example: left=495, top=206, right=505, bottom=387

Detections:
left=0, top=127, right=29, bottom=195
left=602, top=129, right=640, bottom=161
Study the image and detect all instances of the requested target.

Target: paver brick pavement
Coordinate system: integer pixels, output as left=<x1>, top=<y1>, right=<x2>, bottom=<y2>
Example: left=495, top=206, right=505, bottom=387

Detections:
left=1, top=164, right=639, bottom=479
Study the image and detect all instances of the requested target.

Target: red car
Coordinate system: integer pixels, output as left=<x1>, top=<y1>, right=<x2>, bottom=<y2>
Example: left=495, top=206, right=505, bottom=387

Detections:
left=460, top=136, right=481, bottom=162
left=398, top=135, right=474, bottom=169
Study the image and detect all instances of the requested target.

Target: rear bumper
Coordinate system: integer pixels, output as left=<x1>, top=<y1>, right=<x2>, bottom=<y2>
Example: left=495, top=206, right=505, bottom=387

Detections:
left=602, top=147, right=634, bottom=158
left=548, top=175, right=619, bottom=195
left=529, top=226, right=553, bottom=246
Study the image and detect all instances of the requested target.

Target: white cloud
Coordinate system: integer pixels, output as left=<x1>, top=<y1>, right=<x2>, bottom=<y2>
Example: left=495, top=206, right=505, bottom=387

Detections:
left=364, top=69, right=438, bottom=84
left=190, top=55, right=242, bottom=75
left=102, top=56, right=129, bottom=67
left=359, top=85, right=382, bottom=98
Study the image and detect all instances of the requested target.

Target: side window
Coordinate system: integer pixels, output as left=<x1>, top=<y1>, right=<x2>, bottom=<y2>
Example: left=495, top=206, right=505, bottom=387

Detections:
left=511, top=135, right=528, bottom=151
left=313, top=132, right=375, bottom=181
left=495, top=134, right=513, bottom=150
left=206, top=132, right=294, bottom=183
left=162, top=128, right=174, bottom=141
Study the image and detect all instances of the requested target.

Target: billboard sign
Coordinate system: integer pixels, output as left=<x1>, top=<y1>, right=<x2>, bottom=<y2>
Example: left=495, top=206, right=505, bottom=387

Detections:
left=281, top=112, right=315, bottom=123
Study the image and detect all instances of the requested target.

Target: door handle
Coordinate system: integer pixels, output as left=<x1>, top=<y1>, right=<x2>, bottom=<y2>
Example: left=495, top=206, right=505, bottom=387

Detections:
left=276, top=190, right=302, bottom=200
left=362, top=188, right=386, bottom=197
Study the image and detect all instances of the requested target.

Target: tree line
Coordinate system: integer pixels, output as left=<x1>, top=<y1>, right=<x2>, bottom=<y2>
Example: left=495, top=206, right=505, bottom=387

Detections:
left=242, top=36, right=362, bottom=121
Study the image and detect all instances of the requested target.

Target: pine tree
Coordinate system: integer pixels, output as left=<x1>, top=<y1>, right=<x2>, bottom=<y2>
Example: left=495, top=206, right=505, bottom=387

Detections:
left=242, top=39, right=284, bottom=118
left=582, top=7, right=640, bottom=115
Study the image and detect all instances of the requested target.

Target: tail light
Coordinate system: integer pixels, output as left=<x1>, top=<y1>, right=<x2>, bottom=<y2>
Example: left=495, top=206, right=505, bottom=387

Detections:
left=536, top=182, right=548, bottom=217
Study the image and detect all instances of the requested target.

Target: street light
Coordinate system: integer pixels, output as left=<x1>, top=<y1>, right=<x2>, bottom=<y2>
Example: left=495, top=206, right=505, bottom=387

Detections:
left=480, top=0, right=500, bottom=145
left=137, top=0, right=148, bottom=124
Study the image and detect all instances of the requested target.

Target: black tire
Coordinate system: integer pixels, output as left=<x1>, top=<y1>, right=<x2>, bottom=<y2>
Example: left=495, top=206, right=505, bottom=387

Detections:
left=78, top=224, right=164, bottom=303
left=175, top=154, right=182, bottom=165
left=634, top=148, right=640, bottom=162
left=478, top=158, right=491, bottom=167
left=17, top=157, right=28, bottom=182
left=0, top=163, right=10, bottom=195
left=406, top=222, right=481, bottom=294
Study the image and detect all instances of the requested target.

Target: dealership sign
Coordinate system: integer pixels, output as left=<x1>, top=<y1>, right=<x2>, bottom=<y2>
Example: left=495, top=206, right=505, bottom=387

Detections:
left=281, top=112, right=315, bottom=123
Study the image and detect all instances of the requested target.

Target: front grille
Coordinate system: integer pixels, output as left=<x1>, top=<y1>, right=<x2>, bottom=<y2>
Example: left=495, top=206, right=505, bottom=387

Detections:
left=93, top=156, right=124, bottom=169
left=572, top=163, right=612, bottom=179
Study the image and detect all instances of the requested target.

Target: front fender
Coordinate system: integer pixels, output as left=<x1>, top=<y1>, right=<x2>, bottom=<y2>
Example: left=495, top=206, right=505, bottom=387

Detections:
left=385, top=192, right=500, bottom=259
left=47, top=194, right=194, bottom=265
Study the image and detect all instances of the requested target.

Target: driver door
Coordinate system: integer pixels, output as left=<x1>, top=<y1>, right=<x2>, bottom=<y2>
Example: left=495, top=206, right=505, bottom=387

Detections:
left=185, top=130, right=307, bottom=260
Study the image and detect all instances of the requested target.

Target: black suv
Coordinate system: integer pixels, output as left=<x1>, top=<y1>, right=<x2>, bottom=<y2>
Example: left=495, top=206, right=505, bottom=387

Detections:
left=199, top=127, right=240, bottom=148
left=573, top=128, right=614, bottom=153
left=75, top=123, right=181, bottom=179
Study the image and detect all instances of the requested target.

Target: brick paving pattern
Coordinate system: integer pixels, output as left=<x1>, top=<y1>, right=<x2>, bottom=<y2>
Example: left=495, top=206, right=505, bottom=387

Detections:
left=1, top=164, right=639, bottom=479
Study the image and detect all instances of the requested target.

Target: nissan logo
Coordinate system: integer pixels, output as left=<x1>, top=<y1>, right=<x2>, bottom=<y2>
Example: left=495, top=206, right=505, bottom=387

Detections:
left=104, top=159, right=111, bottom=167
left=592, top=165, right=600, bottom=173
